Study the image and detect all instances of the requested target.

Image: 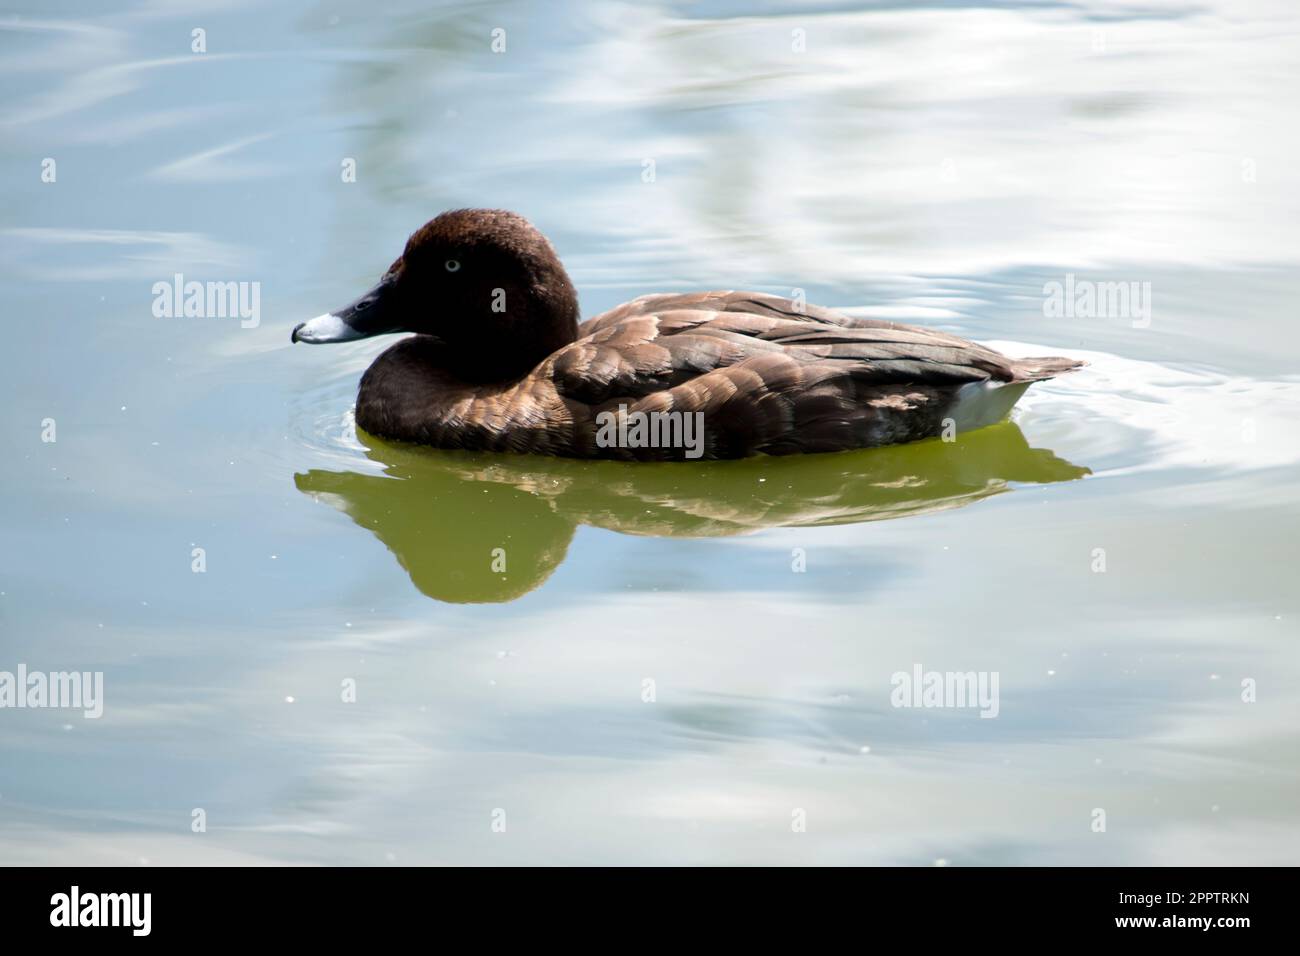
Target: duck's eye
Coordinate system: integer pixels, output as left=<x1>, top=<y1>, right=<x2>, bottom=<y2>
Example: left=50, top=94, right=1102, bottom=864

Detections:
left=444, top=259, right=461, bottom=273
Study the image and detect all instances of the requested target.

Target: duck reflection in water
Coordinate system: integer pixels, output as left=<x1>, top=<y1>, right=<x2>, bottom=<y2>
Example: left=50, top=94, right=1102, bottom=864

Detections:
left=294, top=421, right=1088, bottom=604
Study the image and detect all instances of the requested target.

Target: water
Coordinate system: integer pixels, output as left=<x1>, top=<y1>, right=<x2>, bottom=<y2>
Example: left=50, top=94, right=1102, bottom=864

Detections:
left=2, top=0, right=1297, bottom=865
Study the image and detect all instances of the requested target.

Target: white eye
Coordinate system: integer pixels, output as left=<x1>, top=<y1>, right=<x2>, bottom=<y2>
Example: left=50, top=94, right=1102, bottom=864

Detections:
left=444, top=259, right=461, bottom=273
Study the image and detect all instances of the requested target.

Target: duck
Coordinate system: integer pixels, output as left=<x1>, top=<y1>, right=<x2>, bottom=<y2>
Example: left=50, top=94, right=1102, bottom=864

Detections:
left=291, top=209, right=1082, bottom=460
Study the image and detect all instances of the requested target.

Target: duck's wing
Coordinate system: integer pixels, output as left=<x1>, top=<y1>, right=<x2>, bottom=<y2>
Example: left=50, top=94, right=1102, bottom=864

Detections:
left=557, top=291, right=1075, bottom=407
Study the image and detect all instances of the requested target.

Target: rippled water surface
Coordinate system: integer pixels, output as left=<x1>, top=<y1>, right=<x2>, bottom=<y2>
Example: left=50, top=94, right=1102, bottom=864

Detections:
left=2, top=0, right=1298, bottom=865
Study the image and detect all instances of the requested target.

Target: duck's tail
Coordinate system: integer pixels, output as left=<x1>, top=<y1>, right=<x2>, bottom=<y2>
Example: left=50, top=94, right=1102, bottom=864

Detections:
left=1008, top=355, right=1086, bottom=383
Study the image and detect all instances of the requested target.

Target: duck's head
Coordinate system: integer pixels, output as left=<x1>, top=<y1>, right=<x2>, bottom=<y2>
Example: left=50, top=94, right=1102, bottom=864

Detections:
left=292, top=209, right=580, bottom=382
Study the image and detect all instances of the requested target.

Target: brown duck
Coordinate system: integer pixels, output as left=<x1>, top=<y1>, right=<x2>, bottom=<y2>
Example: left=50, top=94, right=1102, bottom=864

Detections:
left=292, top=209, right=1082, bottom=460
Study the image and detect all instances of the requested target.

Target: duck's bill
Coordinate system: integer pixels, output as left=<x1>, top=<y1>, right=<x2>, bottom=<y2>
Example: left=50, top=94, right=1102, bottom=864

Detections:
left=291, top=275, right=402, bottom=344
